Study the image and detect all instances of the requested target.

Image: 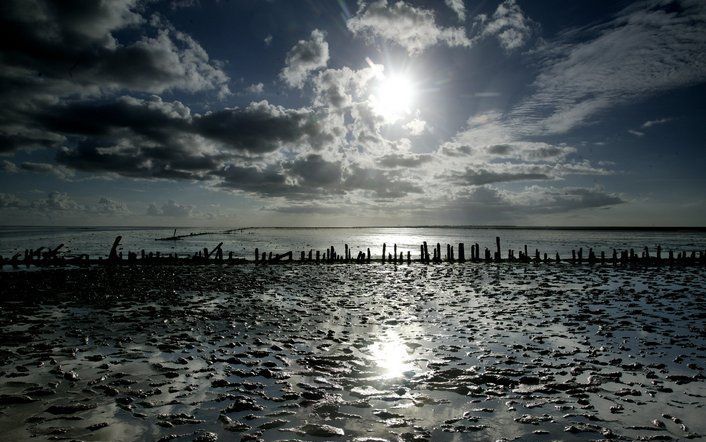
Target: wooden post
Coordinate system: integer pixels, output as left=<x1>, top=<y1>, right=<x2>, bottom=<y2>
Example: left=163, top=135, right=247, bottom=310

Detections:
left=446, top=244, right=451, bottom=262
left=255, top=248, right=259, bottom=262
left=345, top=244, right=349, bottom=261
left=393, top=244, right=397, bottom=263
left=367, top=248, right=371, bottom=263
left=316, top=250, right=320, bottom=263
left=382, top=243, right=386, bottom=264
left=300, top=251, right=305, bottom=261
left=458, top=243, right=465, bottom=262
left=407, top=251, right=411, bottom=264
left=109, top=236, right=122, bottom=262
left=495, top=237, right=501, bottom=262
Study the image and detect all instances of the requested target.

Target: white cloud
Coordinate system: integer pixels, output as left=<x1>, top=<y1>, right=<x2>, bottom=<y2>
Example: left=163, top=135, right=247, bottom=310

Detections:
left=246, top=82, right=264, bottom=94
left=445, top=0, right=466, bottom=21
left=474, top=0, right=534, bottom=51
left=280, top=29, right=329, bottom=88
left=642, top=117, right=672, bottom=128
left=347, top=0, right=471, bottom=55
left=147, top=200, right=194, bottom=217
left=403, top=118, right=427, bottom=135
left=511, top=0, right=706, bottom=135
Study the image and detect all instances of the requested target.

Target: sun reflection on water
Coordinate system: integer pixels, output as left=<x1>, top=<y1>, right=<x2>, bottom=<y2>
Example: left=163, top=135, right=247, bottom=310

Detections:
left=369, top=330, right=415, bottom=379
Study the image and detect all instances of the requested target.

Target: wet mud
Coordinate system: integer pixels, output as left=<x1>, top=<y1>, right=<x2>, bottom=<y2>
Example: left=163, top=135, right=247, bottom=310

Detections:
left=0, top=264, right=704, bottom=441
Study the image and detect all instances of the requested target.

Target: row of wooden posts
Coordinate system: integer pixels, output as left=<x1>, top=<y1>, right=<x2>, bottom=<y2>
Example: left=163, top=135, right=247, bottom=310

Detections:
left=1, top=235, right=705, bottom=268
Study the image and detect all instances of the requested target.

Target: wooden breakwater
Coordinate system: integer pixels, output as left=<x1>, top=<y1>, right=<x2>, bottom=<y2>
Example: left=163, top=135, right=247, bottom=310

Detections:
left=1, top=236, right=705, bottom=269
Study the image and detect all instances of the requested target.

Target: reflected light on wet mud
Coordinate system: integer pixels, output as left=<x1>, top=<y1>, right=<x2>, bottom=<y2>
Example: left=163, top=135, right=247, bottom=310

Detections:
left=369, top=330, right=415, bottom=379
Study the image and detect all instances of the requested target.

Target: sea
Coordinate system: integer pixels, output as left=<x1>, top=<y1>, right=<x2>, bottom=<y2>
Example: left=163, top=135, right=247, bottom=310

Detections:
left=1, top=225, right=705, bottom=260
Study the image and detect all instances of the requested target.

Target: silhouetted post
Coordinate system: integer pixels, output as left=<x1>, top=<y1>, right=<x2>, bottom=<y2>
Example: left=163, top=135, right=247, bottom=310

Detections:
left=578, top=248, right=583, bottom=264
left=571, top=249, right=576, bottom=263
left=600, top=251, right=605, bottom=264
left=367, top=248, right=371, bottom=263
left=436, top=243, right=441, bottom=263
left=423, top=241, right=429, bottom=263
left=420, top=245, right=424, bottom=262
left=316, top=250, right=320, bottom=263
left=407, top=251, right=411, bottom=264
left=308, top=250, right=312, bottom=261
left=262, top=252, right=267, bottom=262
left=382, top=243, right=386, bottom=263
left=458, top=243, right=465, bottom=262
left=524, top=245, right=528, bottom=257
left=485, top=248, right=491, bottom=262
left=109, top=236, right=122, bottom=262
left=495, top=237, right=501, bottom=262
left=656, top=245, right=662, bottom=261
left=255, top=248, right=259, bottom=262
left=555, top=252, right=560, bottom=262
left=393, top=244, right=397, bottom=263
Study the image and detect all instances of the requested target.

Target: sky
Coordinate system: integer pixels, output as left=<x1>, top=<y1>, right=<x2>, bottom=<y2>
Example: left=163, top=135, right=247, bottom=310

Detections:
left=0, top=0, right=705, bottom=227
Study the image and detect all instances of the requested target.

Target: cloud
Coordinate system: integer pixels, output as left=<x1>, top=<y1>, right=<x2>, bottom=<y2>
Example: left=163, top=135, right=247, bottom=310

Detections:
left=19, top=161, right=74, bottom=180
left=347, top=0, right=471, bottom=55
left=94, top=197, right=130, bottom=214
left=474, top=0, right=534, bottom=51
left=510, top=0, right=706, bottom=135
left=280, top=29, right=329, bottom=88
left=1, top=160, right=19, bottom=173
left=449, top=168, right=550, bottom=186
left=403, top=118, right=427, bottom=135
left=0, top=192, right=130, bottom=215
left=378, top=153, right=432, bottom=168
left=445, top=0, right=466, bottom=21
left=642, top=117, right=672, bottom=128
left=628, top=129, right=645, bottom=137
left=449, top=185, right=624, bottom=216
left=0, top=0, right=230, bottom=154
left=147, top=200, right=193, bottom=217
left=246, top=82, right=264, bottom=94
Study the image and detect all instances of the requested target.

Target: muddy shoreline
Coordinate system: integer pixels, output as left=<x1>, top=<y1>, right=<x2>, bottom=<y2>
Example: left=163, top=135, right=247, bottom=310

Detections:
left=1, top=264, right=705, bottom=441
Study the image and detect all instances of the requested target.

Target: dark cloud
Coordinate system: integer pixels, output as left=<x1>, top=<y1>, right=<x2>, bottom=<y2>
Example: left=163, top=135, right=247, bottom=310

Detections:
left=378, top=153, right=433, bottom=168
left=0, top=0, right=229, bottom=156
left=343, top=165, right=423, bottom=198
left=450, top=168, right=550, bottom=186
left=194, top=101, right=332, bottom=154
left=286, top=154, right=342, bottom=187
left=19, top=161, right=74, bottom=180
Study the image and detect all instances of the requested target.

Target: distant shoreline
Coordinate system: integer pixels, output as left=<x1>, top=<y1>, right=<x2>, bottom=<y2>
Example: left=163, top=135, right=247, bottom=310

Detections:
left=1, top=225, right=705, bottom=232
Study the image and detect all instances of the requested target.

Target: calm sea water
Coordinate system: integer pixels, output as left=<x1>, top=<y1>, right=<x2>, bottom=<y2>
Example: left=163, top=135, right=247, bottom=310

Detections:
left=1, top=226, right=705, bottom=260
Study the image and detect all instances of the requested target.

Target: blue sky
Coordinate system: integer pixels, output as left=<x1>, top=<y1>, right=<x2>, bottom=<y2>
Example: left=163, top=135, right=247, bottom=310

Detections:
left=0, top=0, right=704, bottom=226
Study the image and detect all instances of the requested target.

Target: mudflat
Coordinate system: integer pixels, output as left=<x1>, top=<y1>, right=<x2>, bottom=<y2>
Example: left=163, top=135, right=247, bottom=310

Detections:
left=0, top=264, right=704, bottom=441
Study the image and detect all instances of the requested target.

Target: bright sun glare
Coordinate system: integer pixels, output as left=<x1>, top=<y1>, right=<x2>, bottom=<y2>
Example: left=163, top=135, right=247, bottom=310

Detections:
left=373, top=73, right=415, bottom=121
left=369, top=330, right=414, bottom=379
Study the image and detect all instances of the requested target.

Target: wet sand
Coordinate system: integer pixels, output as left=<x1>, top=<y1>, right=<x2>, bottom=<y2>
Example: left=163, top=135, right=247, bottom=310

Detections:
left=0, top=264, right=704, bottom=441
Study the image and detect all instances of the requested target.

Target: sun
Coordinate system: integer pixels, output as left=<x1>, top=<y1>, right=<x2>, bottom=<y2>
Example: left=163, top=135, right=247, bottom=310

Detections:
left=372, top=73, right=415, bottom=121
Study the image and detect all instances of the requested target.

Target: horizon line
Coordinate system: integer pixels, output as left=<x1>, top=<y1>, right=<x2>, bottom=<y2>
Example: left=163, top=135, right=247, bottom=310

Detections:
left=1, top=224, right=705, bottom=231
